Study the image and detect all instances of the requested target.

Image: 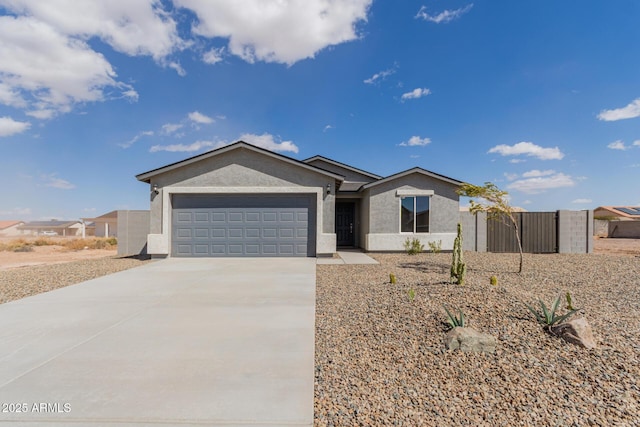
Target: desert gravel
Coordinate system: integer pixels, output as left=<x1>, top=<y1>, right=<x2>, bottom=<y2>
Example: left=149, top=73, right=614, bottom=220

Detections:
left=0, top=256, right=150, bottom=304
left=315, top=252, right=640, bottom=426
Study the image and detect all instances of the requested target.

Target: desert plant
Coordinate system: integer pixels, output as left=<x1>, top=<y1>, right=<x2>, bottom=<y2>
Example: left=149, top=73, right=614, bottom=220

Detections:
left=407, top=288, right=416, bottom=302
left=444, top=305, right=466, bottom=329
left=450, top=223, right=466, bottom=285
left=490, top=275, right=498, bottom=286
left=12, top=244, right=33, bottom=252
left=458, top=182, right=524, bottom=273
left=565, top=292, right=574, bottom=310
left=427, top=240, right=442, bottom=254
left=390, top=273, right=397, bottom=284
left=525, top=296, right=579, bottom=330
left=403, top=238, right=424, bottom=255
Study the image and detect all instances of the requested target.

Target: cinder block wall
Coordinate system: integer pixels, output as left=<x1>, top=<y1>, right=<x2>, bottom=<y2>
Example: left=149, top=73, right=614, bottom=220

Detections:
left=609, top=220, right=640, bottom=238
left=117, top=210, right=150, bottom=257
left=557, top=210, right=593, bottom=254
left=460, top=211, right=486, bottom=252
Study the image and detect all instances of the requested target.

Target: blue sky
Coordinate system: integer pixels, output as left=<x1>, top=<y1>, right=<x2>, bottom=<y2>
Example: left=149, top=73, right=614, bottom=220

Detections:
left=1, top=0, right=639, bottom=221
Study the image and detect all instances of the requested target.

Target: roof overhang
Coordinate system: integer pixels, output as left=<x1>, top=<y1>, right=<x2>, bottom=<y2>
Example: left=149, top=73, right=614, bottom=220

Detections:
left=362, top=167, right=462, bottom=190
left=136, top=141, right=345, bottom=184
left=302, top=155, right=382, bottom=180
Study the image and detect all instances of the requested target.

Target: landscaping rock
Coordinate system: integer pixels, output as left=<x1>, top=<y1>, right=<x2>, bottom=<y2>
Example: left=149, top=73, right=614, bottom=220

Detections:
left=550, top=317, right=597, bottom=349
left=444, top=327, right=496, bottom=354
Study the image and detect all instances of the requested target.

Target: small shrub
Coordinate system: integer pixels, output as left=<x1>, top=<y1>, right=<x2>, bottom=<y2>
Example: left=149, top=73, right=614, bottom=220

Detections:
left=444, top=305, right=466, bottom=329
left=407, top=288, right=416, bottom=302
left=12, top=244, right=33, bottom=252
left=525, top=295, right=579, bottom=330
left=427, top=240, right=442, bottom=254
left=33, top=238, right=55, bottom=247
left=389, top=273, right=397, bottom=284
left=490, top=275, right=498, bottom=286
left=61, top=238, right=117, bottom=251
left=403, top=238, right=424, bottom=255
left=565, top=292, right=574, bottom=310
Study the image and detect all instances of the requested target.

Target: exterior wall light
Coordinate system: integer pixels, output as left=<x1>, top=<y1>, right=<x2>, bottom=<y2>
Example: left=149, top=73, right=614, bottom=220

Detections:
left=326, top=183, right=331, bottom=195
left=152, top=184, right=159, bottom=195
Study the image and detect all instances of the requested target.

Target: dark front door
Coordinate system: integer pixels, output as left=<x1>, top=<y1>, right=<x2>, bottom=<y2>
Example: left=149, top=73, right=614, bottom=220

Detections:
left=336, top=202, right=355, bottom=246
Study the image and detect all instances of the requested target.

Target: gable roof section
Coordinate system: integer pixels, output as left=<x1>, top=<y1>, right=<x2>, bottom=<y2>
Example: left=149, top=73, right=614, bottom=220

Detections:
left=0, top=220, right=24, bottom=230
left=362, top=167, right=463, bottom=190
left=302, top=155, right=382, bottom=180
left=136, top=141, right=345, bottom=183
left=19, top=220, right=80, bottom=229
left=596, top=206, right=640, bottom=219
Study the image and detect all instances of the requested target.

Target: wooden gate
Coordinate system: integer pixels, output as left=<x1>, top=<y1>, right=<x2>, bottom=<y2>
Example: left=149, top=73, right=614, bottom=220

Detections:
left=487, top=212, right=557, bottom=253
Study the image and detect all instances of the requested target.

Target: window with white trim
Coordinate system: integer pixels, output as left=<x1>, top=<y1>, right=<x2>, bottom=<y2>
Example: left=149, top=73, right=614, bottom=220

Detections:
left=400, top=196, right=430, bottom=233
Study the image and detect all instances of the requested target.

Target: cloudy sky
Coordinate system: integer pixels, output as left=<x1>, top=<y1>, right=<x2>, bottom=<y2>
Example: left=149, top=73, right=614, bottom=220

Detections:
left=1, top=0, right=639, bottom=220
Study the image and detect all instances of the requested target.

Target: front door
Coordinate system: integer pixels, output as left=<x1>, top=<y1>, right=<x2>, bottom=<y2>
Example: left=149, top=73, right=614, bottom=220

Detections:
left=336, top=202, right=355, bottom=246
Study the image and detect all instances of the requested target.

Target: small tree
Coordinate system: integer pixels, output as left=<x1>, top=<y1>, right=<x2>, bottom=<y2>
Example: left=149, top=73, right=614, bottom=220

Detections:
left=457, top=182, right=524, bottom=273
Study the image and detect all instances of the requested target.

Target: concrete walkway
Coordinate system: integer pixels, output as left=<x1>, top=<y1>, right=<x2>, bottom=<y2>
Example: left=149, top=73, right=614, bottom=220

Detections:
left=0, top=258, right=316, bottom=426
left=316, top=250, right=379, bottom=265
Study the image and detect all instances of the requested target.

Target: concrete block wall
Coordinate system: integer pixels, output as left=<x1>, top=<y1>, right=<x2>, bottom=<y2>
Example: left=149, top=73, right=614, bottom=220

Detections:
left=117, top=210, right=150, bottom=257
left=609, top=220, right=640, bottom=238
left=557, top=210, right=593, bottom=254
left=460, top=211, right=486, bottom=252
left=462, top=210, right=592, bottom=254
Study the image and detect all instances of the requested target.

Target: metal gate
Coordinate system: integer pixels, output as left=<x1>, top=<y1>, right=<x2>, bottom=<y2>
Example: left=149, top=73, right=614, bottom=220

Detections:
left=487, top=212, right=557, bottom=253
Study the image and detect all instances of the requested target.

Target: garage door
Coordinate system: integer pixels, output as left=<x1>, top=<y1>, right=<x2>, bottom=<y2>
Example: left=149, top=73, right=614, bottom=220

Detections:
left=171, top=194, right=315, bottom=257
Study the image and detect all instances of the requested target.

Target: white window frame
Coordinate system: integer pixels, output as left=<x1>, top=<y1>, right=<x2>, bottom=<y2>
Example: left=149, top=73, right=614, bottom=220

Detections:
left=399, top=195, right=432, bottom=234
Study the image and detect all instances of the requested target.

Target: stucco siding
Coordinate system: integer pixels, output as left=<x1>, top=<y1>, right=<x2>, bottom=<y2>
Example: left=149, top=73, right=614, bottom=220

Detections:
left=305, top=159, right=377, bottom=183
left=367, top=174, right=459, bottom=234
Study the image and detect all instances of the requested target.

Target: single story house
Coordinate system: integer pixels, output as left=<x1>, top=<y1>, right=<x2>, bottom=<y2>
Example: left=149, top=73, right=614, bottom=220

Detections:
left=82, top=211, right=118, bottom=237
left=594, top=206, right=640, bottom=221
left=0, top=220, right=25, bottom=236
left=18, top=220, right=83, bottom=237
left=136, top=141, right=463, bottom=258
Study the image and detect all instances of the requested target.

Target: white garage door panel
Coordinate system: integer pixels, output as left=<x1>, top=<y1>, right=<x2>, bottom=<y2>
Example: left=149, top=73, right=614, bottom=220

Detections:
left=171, top=195, right=315, bottom=257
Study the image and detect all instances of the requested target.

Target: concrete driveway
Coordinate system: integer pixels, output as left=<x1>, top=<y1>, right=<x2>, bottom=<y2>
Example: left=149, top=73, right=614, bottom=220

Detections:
left=0, top=258, right=316, bottom=426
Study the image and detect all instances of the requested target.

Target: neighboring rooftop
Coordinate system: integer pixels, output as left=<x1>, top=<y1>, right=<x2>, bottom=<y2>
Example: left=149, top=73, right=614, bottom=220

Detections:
left=595, top=206, right=640, bottom=219
left=0, top=220, right=24, bottom=230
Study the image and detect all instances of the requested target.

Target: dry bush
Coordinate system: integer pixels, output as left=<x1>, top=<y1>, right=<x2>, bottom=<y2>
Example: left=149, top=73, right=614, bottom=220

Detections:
left=33, top=238, right=55, bottom=247
left=61, top=238, right=117, bottom=251
left=0, top=239, right=33, bottom=252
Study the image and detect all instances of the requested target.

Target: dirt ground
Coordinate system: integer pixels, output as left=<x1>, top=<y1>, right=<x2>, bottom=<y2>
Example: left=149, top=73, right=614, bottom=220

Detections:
left=0, top=237, right=637, bottom=271
left=593, top=237, right=640, bottom=256
left=0, top=245, right=118, bottom=271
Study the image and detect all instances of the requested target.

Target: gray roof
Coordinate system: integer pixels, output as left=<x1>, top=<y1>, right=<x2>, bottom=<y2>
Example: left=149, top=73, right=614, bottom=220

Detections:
left=19, top=220, right=80, bottom=229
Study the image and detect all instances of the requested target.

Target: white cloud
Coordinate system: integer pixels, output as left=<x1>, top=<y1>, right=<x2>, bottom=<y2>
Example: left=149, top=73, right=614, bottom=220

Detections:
left=598, top=98, right=640, bottom=121
left=0, top=0, right=183, bottom=61
left=174, top=0, right=372, bottom=65
left=488, top=141, right=564, bottom=160
left=0, top=116, right=30, bottom=137
left=203, top=47, right=225, bottom=64
left=239, top=133, right=298, bottom=153
left=150, top=132, right=299, bottom=154
left=188, top=111, right=214, bottom=124
left=509, top=159, right=526, bottom=164
left=634, top=140, right=640, bottom=146
left=119, top=130, right=154, bottom=148
left=161, top=123, right=184, bottom=135
left=415, top=4, right=473, bottom=24
left=168, top=61, right=187, bottom=76
left=0, top=82, right=26, bottom=108
left=399, top=136, right=431, bottom=147
left=522, top=169, right=556, bottom=178
left=504, top=172, right=518, bottom=181
left=401, top=88, right=431, bottom=101
left=572, top=198, right=592, bottom=204
left=0, top=206, right=32, bottom=217
left=323, top=125, right=334, bottom=132
left=25, top=109, right=56, bottom=120
left=149, top=140, right=221, bottom=153
left=507, top=172, right=575, bottom=194
left=0, top=15, right=131, bottom=117
left=522, top=200, right=532, bottom=205
left=42, top=174, right=75, bottom=190
left=364, top=66, right=396, bottom=85
left=607, top=140, right=629, bottom=150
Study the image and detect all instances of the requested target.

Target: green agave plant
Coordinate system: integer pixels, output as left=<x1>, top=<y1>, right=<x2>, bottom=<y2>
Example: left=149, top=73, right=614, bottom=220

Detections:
left=525, top=296, right=579, bottom=330
left=443, top=305, right=466, bottom=329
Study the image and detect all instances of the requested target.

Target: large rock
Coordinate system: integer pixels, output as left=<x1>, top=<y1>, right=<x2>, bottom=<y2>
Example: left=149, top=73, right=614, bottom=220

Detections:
left=550, top=317, right=597, bottom=349
left=444, top=327, right=496, bottom=354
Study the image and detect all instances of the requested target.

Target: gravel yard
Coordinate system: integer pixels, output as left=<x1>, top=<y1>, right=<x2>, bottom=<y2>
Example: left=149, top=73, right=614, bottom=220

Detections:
left=315, top=252, right=640, bottom=426
left=0, top=256, right=150, bottom=304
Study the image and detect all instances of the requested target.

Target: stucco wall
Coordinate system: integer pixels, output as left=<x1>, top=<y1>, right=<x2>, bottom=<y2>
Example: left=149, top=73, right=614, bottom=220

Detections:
left=145, top=147, right=336, bottom=255
left=305, top=159, right=377, bottom=183
left=117, top=210, right=150, bottom=257
left=367, top=174, right=459, bottom=234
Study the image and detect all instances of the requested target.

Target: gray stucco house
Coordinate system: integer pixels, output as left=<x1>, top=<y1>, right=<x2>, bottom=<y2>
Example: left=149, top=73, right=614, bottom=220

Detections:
left=136, top=141, right=462, bottom=257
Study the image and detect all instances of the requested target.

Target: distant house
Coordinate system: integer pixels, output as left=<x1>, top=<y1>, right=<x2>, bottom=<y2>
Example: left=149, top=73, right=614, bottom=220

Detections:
left=82, top=211, right=117, bottom=237
left=18, top=220, right=83, bottom=237
left=0, top=220, right=25, bottom=237
left=594, top=206, right=640, bottom=221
